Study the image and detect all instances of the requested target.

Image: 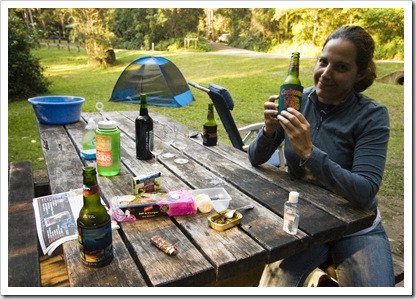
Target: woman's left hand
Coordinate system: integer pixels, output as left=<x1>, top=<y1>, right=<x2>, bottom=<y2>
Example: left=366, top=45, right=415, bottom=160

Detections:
left=278, top=107, right=314, bottom=160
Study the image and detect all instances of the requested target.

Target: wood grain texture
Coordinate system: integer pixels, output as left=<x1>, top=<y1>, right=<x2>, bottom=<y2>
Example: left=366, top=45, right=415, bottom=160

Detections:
left=8, top=161, right=41, bottom=287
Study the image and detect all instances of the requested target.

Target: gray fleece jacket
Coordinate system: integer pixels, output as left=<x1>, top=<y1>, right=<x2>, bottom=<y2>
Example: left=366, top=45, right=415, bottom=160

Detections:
left=248, top=86, right=390, bottom=212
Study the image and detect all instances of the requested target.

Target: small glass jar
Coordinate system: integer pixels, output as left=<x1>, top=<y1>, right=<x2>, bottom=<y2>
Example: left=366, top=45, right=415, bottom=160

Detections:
left=95, top=120, right=121, bottom=176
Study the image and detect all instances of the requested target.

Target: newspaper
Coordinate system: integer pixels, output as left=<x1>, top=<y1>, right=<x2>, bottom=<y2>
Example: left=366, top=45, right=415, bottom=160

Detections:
left=32, top=189, right=118, bottom=255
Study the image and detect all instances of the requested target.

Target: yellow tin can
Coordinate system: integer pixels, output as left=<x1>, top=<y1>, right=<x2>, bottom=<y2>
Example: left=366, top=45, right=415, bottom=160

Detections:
left=207, top=210, right=243, bottom=231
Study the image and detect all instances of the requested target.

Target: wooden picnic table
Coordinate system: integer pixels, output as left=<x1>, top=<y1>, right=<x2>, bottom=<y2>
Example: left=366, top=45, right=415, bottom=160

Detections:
left=36, top=111, right=375, bottom=287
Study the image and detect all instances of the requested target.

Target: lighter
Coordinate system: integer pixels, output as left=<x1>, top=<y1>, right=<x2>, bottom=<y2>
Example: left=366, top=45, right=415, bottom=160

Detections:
left=150, top=235, right=178, bottom=256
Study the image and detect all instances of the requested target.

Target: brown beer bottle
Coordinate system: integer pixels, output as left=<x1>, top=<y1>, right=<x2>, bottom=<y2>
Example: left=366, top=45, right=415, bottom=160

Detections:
left=202, top=103, right=218, bottom=146
left=278, top=52, right=303, bottom=115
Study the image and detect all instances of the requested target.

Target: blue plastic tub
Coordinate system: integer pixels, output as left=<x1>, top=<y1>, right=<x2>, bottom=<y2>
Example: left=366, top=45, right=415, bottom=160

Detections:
left=28, top=96, right=85, bottom=125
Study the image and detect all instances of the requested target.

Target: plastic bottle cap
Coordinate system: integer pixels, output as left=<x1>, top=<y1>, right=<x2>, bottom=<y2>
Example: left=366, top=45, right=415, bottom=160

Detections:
left=86, top=118, right=97, bottom=129
left=98, top=120, right=117, bottom=129
left=288, top=191, right=299, bottom=203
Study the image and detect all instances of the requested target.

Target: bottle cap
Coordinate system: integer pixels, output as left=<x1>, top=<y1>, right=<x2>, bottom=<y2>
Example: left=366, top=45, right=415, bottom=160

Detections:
left=288, top=191, right=299, bottom=203
left=98, top=120, right=117, bottom=129
left=86, top=118, right=97, bottom=129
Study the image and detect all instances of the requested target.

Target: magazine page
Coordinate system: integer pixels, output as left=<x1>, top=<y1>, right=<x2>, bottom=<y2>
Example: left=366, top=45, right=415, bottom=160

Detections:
left=32, top=189, right=83, bottom=255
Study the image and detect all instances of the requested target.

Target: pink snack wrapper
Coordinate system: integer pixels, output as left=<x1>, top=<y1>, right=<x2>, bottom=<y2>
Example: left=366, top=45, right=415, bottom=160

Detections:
left=109, top=189, right=196, bottom=222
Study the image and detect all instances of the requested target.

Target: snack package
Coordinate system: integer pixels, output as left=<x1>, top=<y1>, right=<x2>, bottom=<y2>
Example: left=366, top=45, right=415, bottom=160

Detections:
left=109, top=189, right=196, bottom=221
left=132, top=172, right=161, bottom=194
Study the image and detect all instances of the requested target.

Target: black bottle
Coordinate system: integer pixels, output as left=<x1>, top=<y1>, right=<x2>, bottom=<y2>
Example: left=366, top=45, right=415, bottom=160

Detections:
left=135, top=93, right=153, bottom=160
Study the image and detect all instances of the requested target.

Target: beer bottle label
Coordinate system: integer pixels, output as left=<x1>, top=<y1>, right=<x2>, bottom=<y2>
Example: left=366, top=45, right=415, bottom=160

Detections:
left=203, top=125, right=218, bottom=146
left=278, top=84, right=304, bottom=115
left=83, top=184, right=99, bottom=197
left=77, top=219, right=113, bottom=267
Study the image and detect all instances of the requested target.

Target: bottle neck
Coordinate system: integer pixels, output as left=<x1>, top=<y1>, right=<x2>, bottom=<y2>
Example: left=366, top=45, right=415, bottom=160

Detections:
left=207, top=104, right=215, bottom=121
left=140, top=106, right=149, bottom=116
left=139, top=94, right=149, bottom=116
left=83, top=184, right=101, bottom=206
left=288, top=56, right=300, bottom=77
left=82, top=167, right=100, bottom=205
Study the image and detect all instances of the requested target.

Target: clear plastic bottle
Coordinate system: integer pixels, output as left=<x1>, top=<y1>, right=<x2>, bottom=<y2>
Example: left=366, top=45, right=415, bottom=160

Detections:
left=82, top=118, right=98, bottom=150
left=283, top=191, right=300, bottom=235
left=96, top=120, right=121, bottom=176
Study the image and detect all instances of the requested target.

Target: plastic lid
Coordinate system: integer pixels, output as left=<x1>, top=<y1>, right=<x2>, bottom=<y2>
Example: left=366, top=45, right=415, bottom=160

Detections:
left=98, top=120, right=117, bottom=129
left=288, top=191, right=299, bottom=203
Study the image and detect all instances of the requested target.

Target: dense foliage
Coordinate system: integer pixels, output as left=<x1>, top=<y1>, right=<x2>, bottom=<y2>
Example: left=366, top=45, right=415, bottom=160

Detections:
left=11, top=8, right=404, bottom=60
left=212, top=8, right=404, bottom=59
left=8, top=15, right=50, bottom=101
left=110, top=8, right=204, bottom=51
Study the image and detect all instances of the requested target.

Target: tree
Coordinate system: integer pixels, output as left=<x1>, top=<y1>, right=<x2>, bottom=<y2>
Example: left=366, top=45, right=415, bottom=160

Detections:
left=110, top=8, right=203, bottom=50
left=68, top=8, right=115, bottom=64
left=360, top=8, right=404, bottom=59
left=8, top=15, right=50, bottom=100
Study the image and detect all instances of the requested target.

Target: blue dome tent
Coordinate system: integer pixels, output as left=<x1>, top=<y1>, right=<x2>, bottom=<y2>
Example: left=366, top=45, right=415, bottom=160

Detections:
left=109, top=56, right=195, bottom=107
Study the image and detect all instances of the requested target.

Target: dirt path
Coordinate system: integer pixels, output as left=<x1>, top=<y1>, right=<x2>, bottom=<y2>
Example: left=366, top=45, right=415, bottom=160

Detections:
left=207, top=41, right=290, bottom=58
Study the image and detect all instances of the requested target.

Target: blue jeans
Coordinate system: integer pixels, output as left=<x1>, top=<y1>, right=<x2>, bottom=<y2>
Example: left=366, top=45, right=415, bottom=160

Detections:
left=270, top=223, right=395, bottom=287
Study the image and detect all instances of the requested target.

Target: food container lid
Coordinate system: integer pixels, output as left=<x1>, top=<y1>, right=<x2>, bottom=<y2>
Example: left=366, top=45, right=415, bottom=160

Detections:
left=98, top=120, right=117, bottom=129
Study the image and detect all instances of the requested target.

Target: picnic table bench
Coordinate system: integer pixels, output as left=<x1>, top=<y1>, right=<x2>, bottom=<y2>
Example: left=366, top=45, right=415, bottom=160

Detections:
left=8, top=160, right=41, bottom=287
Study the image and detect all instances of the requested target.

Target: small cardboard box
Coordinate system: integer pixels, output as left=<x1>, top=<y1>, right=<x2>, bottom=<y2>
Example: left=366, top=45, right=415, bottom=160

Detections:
left=132, top=172, right=161, bottom=194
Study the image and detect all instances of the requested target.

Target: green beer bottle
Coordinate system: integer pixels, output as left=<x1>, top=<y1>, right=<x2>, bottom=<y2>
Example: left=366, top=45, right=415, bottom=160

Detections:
left=278, top=52, right=304, bottom=115
left=202, top=103, right=218, bottom=146
left=77, top=166, right=113, bottom=267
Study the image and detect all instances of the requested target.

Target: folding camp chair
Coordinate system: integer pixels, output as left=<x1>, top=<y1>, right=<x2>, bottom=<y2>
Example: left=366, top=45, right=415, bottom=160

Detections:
left=188, top=82, right=286, bottom=170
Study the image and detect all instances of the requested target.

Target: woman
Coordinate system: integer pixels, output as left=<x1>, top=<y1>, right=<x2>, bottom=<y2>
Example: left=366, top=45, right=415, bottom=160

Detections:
left=248, top=26, right=395, bottom=287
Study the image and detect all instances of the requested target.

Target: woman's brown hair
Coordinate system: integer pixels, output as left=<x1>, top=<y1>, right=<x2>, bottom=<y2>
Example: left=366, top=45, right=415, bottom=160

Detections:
left=323, top=26, right=377, bottom=92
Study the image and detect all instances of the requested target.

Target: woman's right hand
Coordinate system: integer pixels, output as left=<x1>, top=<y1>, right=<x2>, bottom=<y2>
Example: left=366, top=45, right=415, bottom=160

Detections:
left=263, top=95, right=280, bottom=138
